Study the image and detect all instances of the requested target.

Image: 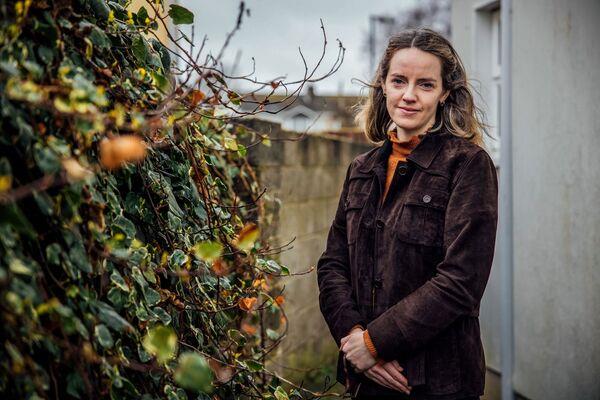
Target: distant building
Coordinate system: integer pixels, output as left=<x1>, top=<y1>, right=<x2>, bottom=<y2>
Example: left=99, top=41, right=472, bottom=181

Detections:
left=238, top=86, right=368, bottom=142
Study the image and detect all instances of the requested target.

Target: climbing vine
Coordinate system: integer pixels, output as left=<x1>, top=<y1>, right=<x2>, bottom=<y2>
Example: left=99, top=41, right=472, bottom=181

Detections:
left=0, top=0, right=344, bottom=399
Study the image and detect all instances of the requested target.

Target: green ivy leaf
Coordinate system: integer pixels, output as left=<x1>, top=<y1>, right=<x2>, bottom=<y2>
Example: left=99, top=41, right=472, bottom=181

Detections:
left=169, top=249, right=188, bottom=269
left=131, top=266, right=148, bottom=289
left=89, top=0, right=110, bottom=20
left=34, top=143, right=61, bottom=174
left=137, top=6, right=149, bottom=23
left=144, top=287, right=161, bottom=306
left=113, top=215, right=136, bottom=239
left=96, top=301, right=134, bottom=332
left=274, top=386, right=289, bottom=400
left=266, top=328, right=280, bottom=341
left=9, top=257, right=33, bottom=275
left=89, top=27, right=111, bottom=51
left=132, top=35, right=149, bottom=63
left=173, top=352, right=213, bottom=393
left=168, top=5, right=194, bottom=25
left=94, top=324, right=114, bottom=348
left=151, top=306, right=171, bottom=325
left=66, top=371, right=86, bottom=399
left=110, top=270, right=129, bottom=292
left=142, top=325, right=178, bottom=364
left=137, top=343, right=152, bottom=363
left=244, top=359, right=263, bottom=372
left=264, top=260, right=281, bottom=274
left=67, top=239, right=93, bottom=274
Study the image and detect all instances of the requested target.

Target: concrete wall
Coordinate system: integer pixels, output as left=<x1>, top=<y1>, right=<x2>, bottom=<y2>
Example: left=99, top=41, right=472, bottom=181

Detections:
left=245, top=119, right=373, bottom=381
left=451, top=0, right=504, bottom=383
left=452, top=1, right=600, bottom=399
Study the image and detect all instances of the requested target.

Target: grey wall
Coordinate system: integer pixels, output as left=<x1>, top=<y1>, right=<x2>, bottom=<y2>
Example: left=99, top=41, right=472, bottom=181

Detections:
left=512, top=1, right=600, bottom=399
left=452, top=0, right=600, bottom=399
left=246, top=119, right=373, bottom=378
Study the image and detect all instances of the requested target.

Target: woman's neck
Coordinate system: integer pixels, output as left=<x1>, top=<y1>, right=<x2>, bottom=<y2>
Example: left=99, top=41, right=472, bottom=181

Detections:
left=391, top=120, right=435, bottom=141
left=391, top=127, right=428, bottom=142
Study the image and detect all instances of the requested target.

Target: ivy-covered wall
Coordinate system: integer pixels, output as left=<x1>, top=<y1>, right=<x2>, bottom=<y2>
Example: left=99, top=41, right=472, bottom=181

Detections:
left=0, top=1, right=300, bottom=399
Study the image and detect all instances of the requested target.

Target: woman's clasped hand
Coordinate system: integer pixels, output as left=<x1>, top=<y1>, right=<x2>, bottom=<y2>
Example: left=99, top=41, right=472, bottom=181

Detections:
left=340, top=328, right=412, bottom=395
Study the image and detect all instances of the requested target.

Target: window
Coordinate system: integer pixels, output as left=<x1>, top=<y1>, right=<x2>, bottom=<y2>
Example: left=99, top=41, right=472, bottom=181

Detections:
left=474, top=1, right=501, bottom=165
left=292, top=113, right=309, bottom=132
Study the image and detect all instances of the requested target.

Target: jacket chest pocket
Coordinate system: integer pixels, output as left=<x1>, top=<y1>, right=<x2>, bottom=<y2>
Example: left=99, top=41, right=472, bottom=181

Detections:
left=396, top=189, right=448, bottom=247
left=345, top=193, right=369, bottom=245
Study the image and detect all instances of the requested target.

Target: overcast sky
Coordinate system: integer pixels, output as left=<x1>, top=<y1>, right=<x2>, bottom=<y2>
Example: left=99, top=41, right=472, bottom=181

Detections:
left=180, top=0, right=418, bottom=95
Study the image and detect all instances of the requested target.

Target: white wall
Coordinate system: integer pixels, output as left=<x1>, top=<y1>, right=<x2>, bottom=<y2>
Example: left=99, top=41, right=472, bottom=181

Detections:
left=452, top=0, right=504, bottom=379
left=452, top=0, right=600, bottom=399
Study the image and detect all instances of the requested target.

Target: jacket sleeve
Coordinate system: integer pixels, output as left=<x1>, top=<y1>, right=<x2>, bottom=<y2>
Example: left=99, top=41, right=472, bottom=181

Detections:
left=317, top=162, right=367, bottom=346
left=367, top=149, right=498, bottom=360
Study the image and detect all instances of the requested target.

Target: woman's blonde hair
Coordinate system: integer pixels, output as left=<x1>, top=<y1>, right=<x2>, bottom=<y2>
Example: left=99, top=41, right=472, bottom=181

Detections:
left=355, top=28, right=489, bottom=146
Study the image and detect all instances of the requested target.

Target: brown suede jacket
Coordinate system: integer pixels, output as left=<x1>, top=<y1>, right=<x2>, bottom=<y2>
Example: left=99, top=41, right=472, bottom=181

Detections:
left=317, top=128, right=498, bottom=399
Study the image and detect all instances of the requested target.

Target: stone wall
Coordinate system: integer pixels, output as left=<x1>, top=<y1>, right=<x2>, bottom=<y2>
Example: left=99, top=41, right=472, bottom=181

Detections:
left=245, top=119, right=373, bottom=384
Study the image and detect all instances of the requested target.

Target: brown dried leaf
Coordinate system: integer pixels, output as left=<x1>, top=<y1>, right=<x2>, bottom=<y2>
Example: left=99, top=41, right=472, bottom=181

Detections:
left=238, top=297, right=257, bottom=312
left=99, top=135, right=147, bottom=170
left=208, top=358, right=235, bottom=384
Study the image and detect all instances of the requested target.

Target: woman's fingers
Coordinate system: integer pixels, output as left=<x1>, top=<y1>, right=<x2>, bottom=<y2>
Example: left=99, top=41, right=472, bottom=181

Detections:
left=372, top=364, right=411, bottom=394
left=382, top=361, right=410, bottom=388
left=391, top=360, right=404, bottom=373
left=340, top=335, right=350, bottom=348
left=364, top=369, right=396, bottom=391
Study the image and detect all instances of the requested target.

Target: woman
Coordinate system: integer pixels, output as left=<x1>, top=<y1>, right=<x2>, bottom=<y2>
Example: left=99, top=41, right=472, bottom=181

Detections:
left=317, top=28, right=498, bottom=399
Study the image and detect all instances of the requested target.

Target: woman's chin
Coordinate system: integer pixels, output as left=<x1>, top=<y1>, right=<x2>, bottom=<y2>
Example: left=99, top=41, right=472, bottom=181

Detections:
left=392, top=120, right=422, bottom=133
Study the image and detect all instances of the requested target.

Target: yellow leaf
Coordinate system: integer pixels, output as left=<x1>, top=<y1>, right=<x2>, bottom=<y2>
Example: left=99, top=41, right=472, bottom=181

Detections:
left=233, top=223, right=259, bottom=251
left=0, top=175, right=12, bottom=192
left=84, top=37, right=93, bottom=60
left=192, top=241, right=223, bottom=263
left=223, top=137, right=238, bottom=151
left=143, top=325, right=178, bottom=364
left=62, top=158, right=93, bottom=183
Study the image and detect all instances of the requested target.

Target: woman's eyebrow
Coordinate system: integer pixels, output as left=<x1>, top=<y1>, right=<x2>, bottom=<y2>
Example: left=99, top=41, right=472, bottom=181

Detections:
left=390, top=73, right=437, bottom=83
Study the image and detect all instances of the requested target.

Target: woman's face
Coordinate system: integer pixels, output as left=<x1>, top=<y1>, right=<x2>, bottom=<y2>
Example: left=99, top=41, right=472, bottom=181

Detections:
left=381, top=47, right=449, bottom=138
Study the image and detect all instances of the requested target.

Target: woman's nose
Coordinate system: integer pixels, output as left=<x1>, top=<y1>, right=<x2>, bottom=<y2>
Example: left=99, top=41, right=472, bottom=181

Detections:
left=402, top=84, right=417, bottom=102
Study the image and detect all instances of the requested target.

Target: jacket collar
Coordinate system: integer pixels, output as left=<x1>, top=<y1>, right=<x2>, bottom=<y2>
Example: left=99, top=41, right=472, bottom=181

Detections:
left=358, top=129, right=447, bottom=174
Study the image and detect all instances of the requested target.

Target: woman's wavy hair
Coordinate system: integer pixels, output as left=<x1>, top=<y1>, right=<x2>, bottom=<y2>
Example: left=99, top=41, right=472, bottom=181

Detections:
left=355, top=28, right=489, bottom=146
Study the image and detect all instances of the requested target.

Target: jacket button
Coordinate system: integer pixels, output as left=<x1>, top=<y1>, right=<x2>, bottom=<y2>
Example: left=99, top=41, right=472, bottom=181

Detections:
left=375, top=220, right=385, bottom=229
left=422, top=194, right=432, bottom=203
left=373, top=277, right=383, bottom=288
left=398, top=165, right=408, bottom=175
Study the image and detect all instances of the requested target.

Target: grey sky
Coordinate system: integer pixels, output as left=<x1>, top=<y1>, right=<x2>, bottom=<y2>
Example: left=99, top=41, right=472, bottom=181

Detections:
left=181, top=0, right=417, bottom=95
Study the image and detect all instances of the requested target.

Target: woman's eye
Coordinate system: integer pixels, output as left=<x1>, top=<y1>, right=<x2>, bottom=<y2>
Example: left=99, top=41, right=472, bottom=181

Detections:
left=392, top=79, right=405, bottom=84
left=421, top=83, right=434, bottom=89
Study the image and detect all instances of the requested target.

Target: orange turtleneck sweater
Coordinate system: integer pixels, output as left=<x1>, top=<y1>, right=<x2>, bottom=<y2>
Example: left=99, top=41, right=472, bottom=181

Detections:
left=381, top=131, right=422, bottom=201
left=346, top=130, right=422, bottom=360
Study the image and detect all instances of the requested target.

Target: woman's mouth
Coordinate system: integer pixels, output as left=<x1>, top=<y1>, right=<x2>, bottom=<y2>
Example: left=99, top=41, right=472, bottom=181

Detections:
left=398, top=106, right=419, bottom=116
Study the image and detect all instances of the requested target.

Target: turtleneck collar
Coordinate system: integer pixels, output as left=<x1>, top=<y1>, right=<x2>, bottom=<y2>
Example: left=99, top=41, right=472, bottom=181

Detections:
left=387, top=127, right=423, bottom=160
